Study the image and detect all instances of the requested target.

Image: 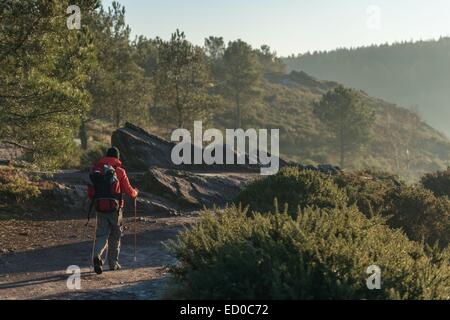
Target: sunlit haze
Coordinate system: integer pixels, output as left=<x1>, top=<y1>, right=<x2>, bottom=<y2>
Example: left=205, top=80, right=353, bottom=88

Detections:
left=103, top=0, right=450, bottom=55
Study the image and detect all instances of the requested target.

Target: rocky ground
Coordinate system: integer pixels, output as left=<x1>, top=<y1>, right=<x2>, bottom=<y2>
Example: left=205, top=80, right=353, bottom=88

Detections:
left=0, top=210, right=197, bottom=300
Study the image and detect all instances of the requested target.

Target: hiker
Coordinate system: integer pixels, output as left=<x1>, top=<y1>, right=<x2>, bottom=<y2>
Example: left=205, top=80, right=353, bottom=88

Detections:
left=87, top=147, right=138, bottom=274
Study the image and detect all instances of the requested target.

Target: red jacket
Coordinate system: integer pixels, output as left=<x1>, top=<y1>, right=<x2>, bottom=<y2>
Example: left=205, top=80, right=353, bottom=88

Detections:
left=88, top=157, right=138, bottom=208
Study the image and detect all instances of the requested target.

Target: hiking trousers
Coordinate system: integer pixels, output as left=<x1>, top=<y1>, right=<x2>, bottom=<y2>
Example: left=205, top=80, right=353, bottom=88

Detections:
left=94, top=209, right=123, bottom=268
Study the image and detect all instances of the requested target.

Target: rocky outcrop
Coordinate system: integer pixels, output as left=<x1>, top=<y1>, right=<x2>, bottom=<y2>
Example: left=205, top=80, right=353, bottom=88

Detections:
left=44, top=183, right=87, bottom=212
left=138, top=167, right=258, bottom=208
left=111, top=122, right=288, bottom=172
left=111, top=123, right=175, bottom=171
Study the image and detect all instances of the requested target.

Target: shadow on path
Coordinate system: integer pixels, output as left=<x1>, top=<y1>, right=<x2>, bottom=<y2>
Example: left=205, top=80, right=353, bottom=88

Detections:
left=36, top=277, right=169, bottom=300
left=0, top=228, right=179, bottom=278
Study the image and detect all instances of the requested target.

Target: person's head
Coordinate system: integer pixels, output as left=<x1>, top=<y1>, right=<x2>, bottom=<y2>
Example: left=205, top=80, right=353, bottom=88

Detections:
left=106, top=147, right=120, bottom=159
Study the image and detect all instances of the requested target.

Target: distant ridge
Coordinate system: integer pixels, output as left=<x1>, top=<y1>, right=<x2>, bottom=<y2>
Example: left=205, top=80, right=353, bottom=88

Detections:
left=282, top=37, right=450, bottom=136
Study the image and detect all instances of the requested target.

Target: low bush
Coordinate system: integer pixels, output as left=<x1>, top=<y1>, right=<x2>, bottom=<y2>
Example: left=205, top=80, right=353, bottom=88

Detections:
left=167, top=205, right=450, bottom=300
left=334, top=170, right=403, bottom=217
left=0, top=167, right=40, bottom=203
left=0, top=168, right=61, bottom=218
left=421, top=168, right=450, bottom=198
left=333, top=171, right=450, bottom=246
left=237, top=168, right=450, bottom=247
left=235, top=167, right=348, bottom=217
left=385, top=186, right=450, bottom=247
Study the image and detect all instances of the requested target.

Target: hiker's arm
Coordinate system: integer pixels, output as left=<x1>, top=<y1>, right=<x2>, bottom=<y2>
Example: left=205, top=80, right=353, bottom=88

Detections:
left=117, top=168, right=138, bottom=198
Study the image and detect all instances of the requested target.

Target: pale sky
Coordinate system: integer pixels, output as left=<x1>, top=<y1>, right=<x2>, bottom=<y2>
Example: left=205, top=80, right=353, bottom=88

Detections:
left=102, top=0, right=450, bottom=56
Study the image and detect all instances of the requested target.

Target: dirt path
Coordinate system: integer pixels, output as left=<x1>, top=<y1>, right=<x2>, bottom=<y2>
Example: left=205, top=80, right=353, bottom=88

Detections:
left=0, top=214, right=196, bottom=300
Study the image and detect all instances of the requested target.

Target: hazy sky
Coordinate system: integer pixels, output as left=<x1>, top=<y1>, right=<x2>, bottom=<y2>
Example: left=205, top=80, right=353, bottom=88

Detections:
left=102, top=0, right=450, bottom=56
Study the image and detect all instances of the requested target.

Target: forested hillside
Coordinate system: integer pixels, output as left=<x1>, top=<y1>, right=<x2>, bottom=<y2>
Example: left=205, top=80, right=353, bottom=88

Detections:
left=283, top=38, right=450, bottom=137
left=1, top=1, right=450, bottom=178
left=247, top=72, right=450, bottom=176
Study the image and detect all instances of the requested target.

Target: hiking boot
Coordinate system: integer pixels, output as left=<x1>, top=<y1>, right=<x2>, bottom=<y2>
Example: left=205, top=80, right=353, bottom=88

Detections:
left=109, top=263, right=122, bottom=271
left=93, top=257, right=103, bottom=275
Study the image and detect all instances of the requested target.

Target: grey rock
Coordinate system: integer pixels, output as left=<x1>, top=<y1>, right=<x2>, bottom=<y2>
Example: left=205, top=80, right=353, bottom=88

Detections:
left=112, top=122, right=288, bottom=172
left=139, top=167, right=256, bottom=208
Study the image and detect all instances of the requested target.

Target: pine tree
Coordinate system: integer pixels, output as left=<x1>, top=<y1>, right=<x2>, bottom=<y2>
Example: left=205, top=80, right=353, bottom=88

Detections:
left=222, top=40, right=260, bottom=128
left=0, top=0, right=99, bottom=167
left=315, top=85, right=375, bottom=168
left=154, top=30, right=217, bottom=129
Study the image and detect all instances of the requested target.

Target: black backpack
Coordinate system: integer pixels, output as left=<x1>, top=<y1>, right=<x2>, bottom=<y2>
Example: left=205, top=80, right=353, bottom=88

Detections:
left=88, top=164, right=123, bottom=215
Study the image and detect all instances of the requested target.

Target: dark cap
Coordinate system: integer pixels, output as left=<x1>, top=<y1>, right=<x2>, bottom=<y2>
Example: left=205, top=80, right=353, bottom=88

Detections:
left=106, top=147, right=120, bottom=159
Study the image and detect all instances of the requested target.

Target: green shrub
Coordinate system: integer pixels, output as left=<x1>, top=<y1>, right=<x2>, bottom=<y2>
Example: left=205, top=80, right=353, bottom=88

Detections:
left=385, top=186, right=450, bottom=247
left=421, top=168, right=450, bottom=198
left=237, top=168, right=449, bottom=247
left=167, top=205, right=450, bottom=300
left=334, top=171, right=450, bottom=247
left=0, top=168, right=40, bottom=203
left=21, top=125, right=81, bottom=170
left=235, top=167, right=348, bottom=217
left=334, top=170, right=403, bottom=217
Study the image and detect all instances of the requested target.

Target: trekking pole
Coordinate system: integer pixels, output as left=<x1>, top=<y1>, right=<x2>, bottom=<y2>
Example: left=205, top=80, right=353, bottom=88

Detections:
left=90, top=211, right=98, bottom=271
left=134, top=197, right=137, bottom=263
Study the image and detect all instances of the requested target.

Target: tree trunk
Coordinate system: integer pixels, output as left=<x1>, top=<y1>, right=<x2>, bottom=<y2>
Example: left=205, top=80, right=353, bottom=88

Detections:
left=114, top=107, right=121, bottom=128
left=176, top=83, right=183, bottom=128
left=235, top=94, right=241, bottom=128
left=79, top=120, right=88, bottom=150
left=339, top=107, right=345, bottom=169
